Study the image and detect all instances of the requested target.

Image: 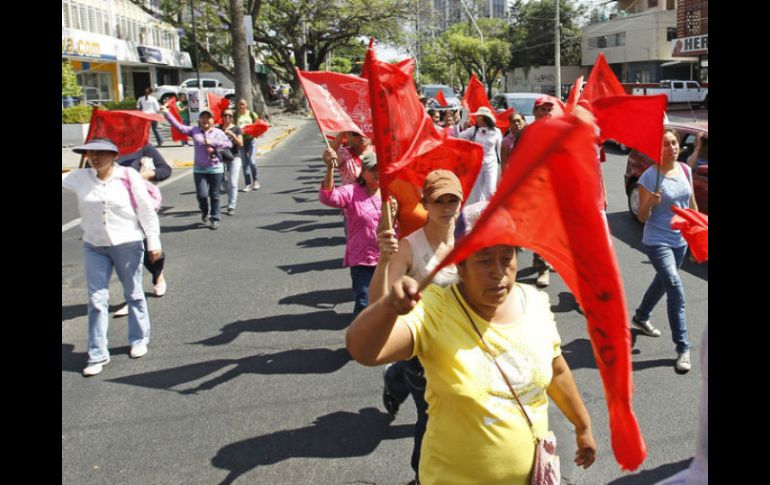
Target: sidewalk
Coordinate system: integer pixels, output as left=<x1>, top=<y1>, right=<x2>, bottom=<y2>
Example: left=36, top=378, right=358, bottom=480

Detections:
left=61, top=108, right=310, bottom=172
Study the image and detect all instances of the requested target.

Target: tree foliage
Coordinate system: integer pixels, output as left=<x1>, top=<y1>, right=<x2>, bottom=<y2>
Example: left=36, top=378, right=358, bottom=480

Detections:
left=508, top=0, right=587, bottom=69
left=62, top=60, right=82, bottom=98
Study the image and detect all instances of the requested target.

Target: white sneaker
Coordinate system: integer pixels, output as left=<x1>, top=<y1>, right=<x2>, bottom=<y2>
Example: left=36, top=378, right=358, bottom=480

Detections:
left=241, top=185, right=251, bottom=193
left=675, top=350, right=691, bottom=373
left=83, top=358, right=109, bottom=377
left=114, top=304, right=129, bottom=317
left=129, top=343, right=148, bottom=359
left=536, top=270, right=550, bottom=288
left=252, top=181, right=261, bottom=190
left=154, top=278, right=167, bottom=297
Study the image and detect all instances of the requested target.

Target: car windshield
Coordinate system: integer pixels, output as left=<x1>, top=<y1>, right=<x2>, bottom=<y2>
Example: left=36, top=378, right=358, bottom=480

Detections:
left=423, top=86, right=454, bottom=98
left=506, top=97, right=537, bottom=116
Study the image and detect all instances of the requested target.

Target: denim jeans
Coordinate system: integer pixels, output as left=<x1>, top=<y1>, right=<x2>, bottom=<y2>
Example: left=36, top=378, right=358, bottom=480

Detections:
left=150, top=121, right=163, bottom=146
left=241, top=139, right=258, bottom=185
left=224, top=157, right=242, bottom=209
left=635, top=244, right=690, bottom=354
left=350, top=265, right=375, bottom=317
left=194, top=172, right=224, bottom=221
left=384, top=357, right=428, bottom=476
left=83, top=241, right=151, bottom=363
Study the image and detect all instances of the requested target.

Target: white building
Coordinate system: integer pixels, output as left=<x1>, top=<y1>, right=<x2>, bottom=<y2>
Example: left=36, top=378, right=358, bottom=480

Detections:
left=581, top=0, right=697, bottom=83
left=62, top=0, right=192, bottom=104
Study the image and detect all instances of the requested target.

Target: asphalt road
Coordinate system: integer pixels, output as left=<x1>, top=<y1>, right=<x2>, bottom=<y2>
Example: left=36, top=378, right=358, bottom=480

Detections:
left=62, top=122, right=707, bottom=484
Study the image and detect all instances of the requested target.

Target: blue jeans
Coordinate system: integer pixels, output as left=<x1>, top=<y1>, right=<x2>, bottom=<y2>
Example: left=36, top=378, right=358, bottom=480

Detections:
left=83, top=241, right=151, bottom=363
left=224, top=157, right=242, bottom=209
left=150, top=121, right=163, bottom=146
left=384, top=357, right=428, bottom=476
left=350, top=265, right=375, bottom=317
left=240, top=139, right=258, bottom=185
left=194, top=172, right=224, bottom=221
left=635, top=244, right=690, bottom=354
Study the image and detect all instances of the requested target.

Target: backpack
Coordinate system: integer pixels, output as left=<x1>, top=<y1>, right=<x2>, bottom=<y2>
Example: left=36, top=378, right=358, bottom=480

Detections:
left=121, top=167, right=162, bottom=212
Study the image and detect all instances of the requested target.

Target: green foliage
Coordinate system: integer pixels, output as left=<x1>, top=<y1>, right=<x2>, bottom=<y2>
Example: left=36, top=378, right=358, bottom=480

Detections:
left=509, top=0, right=587, bottom=69
left=102, top=98, right=138, bottom=110
left=62, top=61, right=81, bottom=98
left=62, top=104, right=93, bottom=124
left=330, top=57, right=353, bottom=74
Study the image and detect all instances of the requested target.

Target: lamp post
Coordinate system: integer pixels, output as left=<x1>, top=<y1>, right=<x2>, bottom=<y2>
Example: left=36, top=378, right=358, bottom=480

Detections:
left=458, top=0, right=485, bottom=86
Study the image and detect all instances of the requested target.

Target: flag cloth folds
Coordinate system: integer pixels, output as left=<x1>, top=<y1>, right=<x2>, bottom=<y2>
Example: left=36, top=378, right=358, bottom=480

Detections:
left=166, top=96, right=190, bottom=143
left=591, top=95, right=667, bottom=163
left=86, top=109, right=163, bottom=155
left=206, top=92, right=230, bottom=125
left=296, top=68, right=373, bottom=139
left=429, top=114, right=647, bottom=471
left=435, top=90, right=448, bottom=107
left=461, top=73, right=513, bottom=133
left=671, top=206, right=708, bottom=262
left=242, top=119, right=270, bottom=138
left=365, top=41, right=482, bottom=202
left=581, top=52, right=626, bottom=104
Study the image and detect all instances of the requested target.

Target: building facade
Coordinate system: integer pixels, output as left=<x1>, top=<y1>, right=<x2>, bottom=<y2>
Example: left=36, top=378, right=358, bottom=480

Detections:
left=581, top=0, right=697, bottom=83
left=673, top=0, right=707, bottom=82
left=62, top=0, right=192, bottom=104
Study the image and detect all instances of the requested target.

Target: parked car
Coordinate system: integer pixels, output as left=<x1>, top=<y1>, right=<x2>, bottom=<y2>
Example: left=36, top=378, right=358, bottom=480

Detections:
left=490, top=92, right=542, bottom=124
left=420, top=84, right=461, bottom=108
left=631, top=80, right=708, bottom=108
left=624, top=121, right=708, bottom=220
left=152, top=78, right=236, bottom=105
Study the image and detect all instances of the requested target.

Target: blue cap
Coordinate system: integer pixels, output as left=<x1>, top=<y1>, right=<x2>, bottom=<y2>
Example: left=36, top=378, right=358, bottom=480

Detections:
left=72, top=138, right=119, bottom=154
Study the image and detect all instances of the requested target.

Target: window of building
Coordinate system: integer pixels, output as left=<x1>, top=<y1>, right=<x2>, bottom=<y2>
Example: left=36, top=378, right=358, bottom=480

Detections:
left=666, top=0, right=675, bottom=10
left=62, top=2, right=70, bottom=28
left=79, top=5, right=89, bottom=32
left=76, top=71, right=113, bottom=103
left=648, top=0, right=658, bottom=7
left=88, top=6, right=96, bottom=33
left=667, top=27, right=676, bottom=41
left=686, top=9, right=701, bottom=35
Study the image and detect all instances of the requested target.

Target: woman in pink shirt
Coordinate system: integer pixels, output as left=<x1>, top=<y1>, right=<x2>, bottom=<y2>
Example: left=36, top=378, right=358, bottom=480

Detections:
left=319, top=151, right=381, bottom=316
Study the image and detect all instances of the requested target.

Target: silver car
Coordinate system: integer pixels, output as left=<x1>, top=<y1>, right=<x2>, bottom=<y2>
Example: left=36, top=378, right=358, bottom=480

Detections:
left=490, top=92, right=543, bottom=124
left=421, top=84, right=461, bottom=108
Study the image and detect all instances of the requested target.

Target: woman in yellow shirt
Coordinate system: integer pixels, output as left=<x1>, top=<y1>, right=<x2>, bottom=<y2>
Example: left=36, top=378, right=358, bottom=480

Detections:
left=346, top=243, right=596, bottom=485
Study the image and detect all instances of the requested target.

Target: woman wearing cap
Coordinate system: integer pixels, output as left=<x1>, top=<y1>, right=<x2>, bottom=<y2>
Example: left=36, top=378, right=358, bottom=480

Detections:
left=347, top=239, right=597, bottom=484
left=319, top=151, right=381, bottom=317
left=456, top=107, right=503, bottom=205
left=369, top=169, right=464, bottom=485
left=236, top=99, right=262, bottom=192
left=161, top=103, right=231, bottom=230
left=62, top=138, right=162, bottom=376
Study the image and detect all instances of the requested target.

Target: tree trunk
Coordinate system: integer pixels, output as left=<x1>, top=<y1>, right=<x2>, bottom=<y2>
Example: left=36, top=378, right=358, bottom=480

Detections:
left=229, top=0, right=251, bottom=106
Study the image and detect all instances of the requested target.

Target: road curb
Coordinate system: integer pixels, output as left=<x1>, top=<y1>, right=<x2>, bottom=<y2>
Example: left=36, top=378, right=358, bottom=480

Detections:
left=257, top=126, right=298, bottom=155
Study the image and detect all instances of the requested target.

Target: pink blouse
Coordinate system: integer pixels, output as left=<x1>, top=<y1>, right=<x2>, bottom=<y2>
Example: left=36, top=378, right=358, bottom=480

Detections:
left=336, top=146, right=363, bottom=185
left=319, top=183, right=381, bottom=267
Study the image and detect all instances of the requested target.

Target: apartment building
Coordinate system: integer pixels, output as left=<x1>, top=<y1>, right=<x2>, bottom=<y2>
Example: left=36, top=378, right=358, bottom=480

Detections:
left=581, top=0, right=697, bottom=83
left=673, top=0, right=707, bottom=82
left=62, top=0, right=192, bottom=104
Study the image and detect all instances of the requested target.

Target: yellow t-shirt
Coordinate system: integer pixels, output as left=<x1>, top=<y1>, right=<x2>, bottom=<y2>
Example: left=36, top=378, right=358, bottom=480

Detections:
left=399, top=283, right=561, bottom=485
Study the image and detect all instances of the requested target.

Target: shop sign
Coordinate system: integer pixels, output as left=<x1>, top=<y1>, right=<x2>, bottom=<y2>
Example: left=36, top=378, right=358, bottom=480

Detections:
left=672, top=35, right=708, bottom=57
left=62, top=29, right=117, bottom=60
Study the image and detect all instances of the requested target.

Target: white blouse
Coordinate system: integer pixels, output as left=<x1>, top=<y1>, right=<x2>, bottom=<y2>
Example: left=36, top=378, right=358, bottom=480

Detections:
left=62, top=166, right=161, bottom=251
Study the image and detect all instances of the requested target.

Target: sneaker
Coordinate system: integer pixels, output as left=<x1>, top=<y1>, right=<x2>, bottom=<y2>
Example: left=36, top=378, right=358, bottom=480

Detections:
left=252, top=181, right=261, bottom=190
left=154, top=278, right=167, bottom=297
left=632, top=316, right=662, bottom=337
left=225, top=207, right=235, bottom=215
left=201, top=214, right=209, bottom=225
left=129, top=343, right=148, bottom=359
left=210, top=220, right=220, bottom=230
left=382, top=387, right=400, bottom=416
left=114, top=304, right=129, bottom=317
left=241, top=185, right=251, bottom=193
left=675, top=350, right=691, bottom=373
left=83, top=358, right=109, bottom=377
left=536, top=270, right=550, bottom=288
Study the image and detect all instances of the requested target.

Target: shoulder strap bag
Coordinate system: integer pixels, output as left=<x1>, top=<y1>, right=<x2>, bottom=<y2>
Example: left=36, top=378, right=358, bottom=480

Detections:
left=450, top=286, right=560, bottom=485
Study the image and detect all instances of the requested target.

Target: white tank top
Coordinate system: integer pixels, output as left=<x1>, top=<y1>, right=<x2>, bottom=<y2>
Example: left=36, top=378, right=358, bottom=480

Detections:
left=405, top=228, right=458, bottom=287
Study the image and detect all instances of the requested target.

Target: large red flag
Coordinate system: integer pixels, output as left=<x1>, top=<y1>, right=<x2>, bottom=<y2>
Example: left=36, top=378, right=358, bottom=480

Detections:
left=591, top=94, right=667, bottom=164
left=242, top=119, right=270, bottom=138
left=671, top=206, right=708, bottom=262
left=582, top=52, right=626, bottom=104
left=206, top=92, right=230, bottom=125
left=435, top=89, right=448, bottom=107
left=166, top=96, right=190, bottom=143
left=565, top=75, right=584, bottom=113
left=366, top=42, right=482, bottom=201
left=296, top=69, right=373, bottom=139
left=429, top=114, right=647, bottom=471
left=461, top=73, right=513, bottom=132
left=86, top=109, right=163, bottom=155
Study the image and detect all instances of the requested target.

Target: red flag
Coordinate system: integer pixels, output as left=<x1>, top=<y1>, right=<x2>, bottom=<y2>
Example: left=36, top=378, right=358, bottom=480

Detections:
left=86, top=109, right=162, bottom=155
left=206, top=92, right=230, bottom=125
left=296, top=68, right=373, bottom=139
left=430, top=115, right=647, bottom=471
left=565, top=75, right=584, bottom=113
left=166, top=96, right=190, bottom=143
left=591, top=95, right=667, bottom=164
left=671, top=207, right=708, bottom=262
left=461, top=73, right=513, bottom=132
left=366, top=42, right=482, bottom=201
left=582, top=53, right=626, bottom=104
left=242, top=119, right=270, bottom=138
left=435, top=90, right=448, bottom=107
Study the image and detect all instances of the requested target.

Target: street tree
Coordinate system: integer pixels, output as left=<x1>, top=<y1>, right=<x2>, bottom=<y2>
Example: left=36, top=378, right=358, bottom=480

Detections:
left=508, top=0, right=587, bottom=69
left=443, top=19, right=512, bottom=97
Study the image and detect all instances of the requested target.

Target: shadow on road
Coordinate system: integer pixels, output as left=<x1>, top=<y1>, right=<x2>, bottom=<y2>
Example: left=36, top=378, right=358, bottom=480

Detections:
left=62, top=303, right=129, bottom=322
left=211, top=408, right=412, bottom=485
left=607, top=458, right=693, bottom=484
left=106, top=347, right=351, bottom=393
left=62, top=343, right=130, bottom=374
left=161, top=223, right=207, bottom=234
left=561, top=339, right=598, bottom=370
left=193, top=310, right=351, bottom=346
left=259, top=220, right=344, bottom=234
left=297, top=236, right=346, bottom=249
left=606, top=211, right=708, bottom=281
left=277, top=258, right=344, bottom=275
left=278, top=289, right=351, bottom=309
left=550, top=292, right=581, bottom=314
left=291, top=196, right=315, bottom=204
left=281, top=208, right=340, bottom=217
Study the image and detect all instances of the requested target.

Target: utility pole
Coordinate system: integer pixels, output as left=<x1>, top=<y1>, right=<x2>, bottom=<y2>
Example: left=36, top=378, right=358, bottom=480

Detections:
left=189, top=0, right=201, bottom=92
left=554, top=0, right=561, bottom=100
left=459, top=0, right=485, bottom=86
